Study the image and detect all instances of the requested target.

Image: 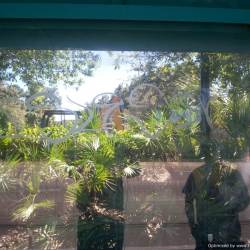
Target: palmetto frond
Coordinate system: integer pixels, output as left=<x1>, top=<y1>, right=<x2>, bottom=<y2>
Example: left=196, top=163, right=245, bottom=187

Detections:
left=123, top=163, right=141, bottom=177
left=223, top=94, right=250, bottom=142
left=0, top=172, right=17, bottom=192
left=89, top=164, right=114, bottom=193
left=12, top=196, right=55, bottom=222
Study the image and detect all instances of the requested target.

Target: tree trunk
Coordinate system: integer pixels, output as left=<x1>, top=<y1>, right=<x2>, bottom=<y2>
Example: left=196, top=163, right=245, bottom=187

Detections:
left=200, top=52, right=211, bottom=161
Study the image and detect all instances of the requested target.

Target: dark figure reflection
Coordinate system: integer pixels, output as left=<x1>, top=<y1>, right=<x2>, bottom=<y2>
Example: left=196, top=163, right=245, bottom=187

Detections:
left=183, top=160, right=250, bottom=250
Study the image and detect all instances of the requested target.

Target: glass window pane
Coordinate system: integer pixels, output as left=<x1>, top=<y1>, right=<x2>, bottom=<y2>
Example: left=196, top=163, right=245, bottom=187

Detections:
left=0, top=50, right=250, bottom=250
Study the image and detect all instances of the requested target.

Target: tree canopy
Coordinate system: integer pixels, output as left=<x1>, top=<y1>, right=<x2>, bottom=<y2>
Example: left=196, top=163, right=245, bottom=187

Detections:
left=0, top=49, right=99, bottom=128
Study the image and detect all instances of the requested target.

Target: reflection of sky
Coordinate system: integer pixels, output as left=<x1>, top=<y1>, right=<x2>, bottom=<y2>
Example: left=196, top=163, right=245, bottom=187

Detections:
left=58, top=51, right=133, bottom=111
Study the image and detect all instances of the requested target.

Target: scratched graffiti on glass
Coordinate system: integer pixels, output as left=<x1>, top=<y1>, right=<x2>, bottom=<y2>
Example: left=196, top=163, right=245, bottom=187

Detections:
left=1, top=84, right=213, bottom=145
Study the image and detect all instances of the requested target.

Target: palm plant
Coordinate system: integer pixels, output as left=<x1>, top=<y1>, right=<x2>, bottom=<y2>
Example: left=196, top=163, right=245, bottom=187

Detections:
left=122, top=106, right=199, bottom=161
left=65, top=132, right=116, bottom=206
left=0, top=110, right=143, bottom=249
left=12, top=165, right=55, bottom=222
left=216, top=93, right=250, bottom=159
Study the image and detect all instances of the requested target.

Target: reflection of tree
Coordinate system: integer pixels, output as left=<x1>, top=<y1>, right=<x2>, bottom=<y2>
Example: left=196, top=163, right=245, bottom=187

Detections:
left=0, top=50, right=99, bottom=128
left=114, top=52, right=200, bottom=110
left=115, top=52, right=250, bottom=161
left=0, top=82, right=25, bottom=130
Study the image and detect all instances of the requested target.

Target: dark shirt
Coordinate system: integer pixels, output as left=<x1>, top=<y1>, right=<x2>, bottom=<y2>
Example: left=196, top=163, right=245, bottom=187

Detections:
left=183, top=162, right=250, bottom=246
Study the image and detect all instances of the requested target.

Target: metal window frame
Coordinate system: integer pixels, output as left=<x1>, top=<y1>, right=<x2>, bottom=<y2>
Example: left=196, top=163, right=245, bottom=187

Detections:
left=0, top=3, right=250, bottom=51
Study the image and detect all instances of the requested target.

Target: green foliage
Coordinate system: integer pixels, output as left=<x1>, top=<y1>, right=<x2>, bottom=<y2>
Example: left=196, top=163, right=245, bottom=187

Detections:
left=0, top=124, right=70, bottom=161
left=77, top=212, right=124, bottom=250
left=0, top=132, right=74, bottom=223
left=116, top=107, right=199, bottom=162
left=0, top=83, right=25, bottom=130
left=12, top=164, right=56, bottom=222
left=210, top=92, right=250, bottom=159
left=65, top=181, right=90, bottom=208
left=9, top=158, right=74, bottom=223
left=0, top=109, right=8, bottom=130
left=224, top=94, right=250, bottom=143
left=64, top=132, right=117, bottom=208
left=0, top=50, right=99, bottom=88
left=114, top=52, right=199, bottom=108
left=209, top=53, right=250, bottom=94
left=2, top=51, right=250, bottom=248
left=0, top=50, right=100, bottom=127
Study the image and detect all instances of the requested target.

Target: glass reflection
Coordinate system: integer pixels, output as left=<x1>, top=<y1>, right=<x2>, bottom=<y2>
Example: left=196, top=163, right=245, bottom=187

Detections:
left=0, top=51, right=250, bottom=250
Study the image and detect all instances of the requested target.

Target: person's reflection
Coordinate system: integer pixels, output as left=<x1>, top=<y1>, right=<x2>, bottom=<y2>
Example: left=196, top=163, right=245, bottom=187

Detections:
left=183, top=160, right=250, bottom=250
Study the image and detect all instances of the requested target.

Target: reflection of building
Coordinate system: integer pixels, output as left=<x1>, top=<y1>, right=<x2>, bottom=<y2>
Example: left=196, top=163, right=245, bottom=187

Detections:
left=40, top=110, right=81, bottom=128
